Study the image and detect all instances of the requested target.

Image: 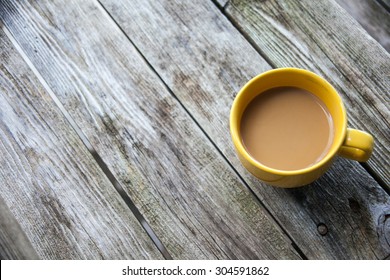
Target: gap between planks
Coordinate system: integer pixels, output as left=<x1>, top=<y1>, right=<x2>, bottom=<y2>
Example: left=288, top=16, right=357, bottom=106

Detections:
left=2, top=0, right=305, bottom=259
left=3, top=0, right=386, bottom=260
left=3, top=2, right=299, bottom=259
left=96, top=0, right=308, bottom=260
left=211, top=0, right=277, bottom=68
left=93, top=0, right=382, bottom=257
left=212, top=0, right=389, bottom=195
left=2, top=25, right=172, bottom=260
left=376, top=0, right=390, bottom=13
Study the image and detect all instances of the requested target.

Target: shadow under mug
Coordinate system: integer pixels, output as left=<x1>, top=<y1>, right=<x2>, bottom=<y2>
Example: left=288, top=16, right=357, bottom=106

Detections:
left=230, top=68, right=374, bottom=188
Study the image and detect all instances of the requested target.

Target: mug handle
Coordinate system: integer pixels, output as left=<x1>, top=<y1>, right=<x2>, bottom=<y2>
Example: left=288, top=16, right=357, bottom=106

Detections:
left=338, top=128, right=374, bottom=162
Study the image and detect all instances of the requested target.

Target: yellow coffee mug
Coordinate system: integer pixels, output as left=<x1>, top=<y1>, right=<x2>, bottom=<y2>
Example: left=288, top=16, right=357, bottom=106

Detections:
left=230, top=68, right=374, bottom=188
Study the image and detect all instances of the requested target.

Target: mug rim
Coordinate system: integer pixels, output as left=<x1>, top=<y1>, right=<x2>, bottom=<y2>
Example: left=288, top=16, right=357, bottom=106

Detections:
left=230, top=67, right=347, bottom=176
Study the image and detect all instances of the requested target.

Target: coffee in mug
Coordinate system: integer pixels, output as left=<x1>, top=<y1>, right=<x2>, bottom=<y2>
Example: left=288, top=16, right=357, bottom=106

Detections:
left=240, top=87, right=334, bottom=171
left=230, top=68, right=374, bottom=187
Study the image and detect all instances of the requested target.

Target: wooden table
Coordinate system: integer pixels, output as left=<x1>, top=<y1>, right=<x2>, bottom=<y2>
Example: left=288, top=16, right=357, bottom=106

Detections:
left=0, top=0, right=389, bottom=260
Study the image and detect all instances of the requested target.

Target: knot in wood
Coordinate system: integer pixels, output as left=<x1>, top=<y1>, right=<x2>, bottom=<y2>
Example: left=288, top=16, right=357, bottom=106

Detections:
left=317, top=223, right=328, bottom=236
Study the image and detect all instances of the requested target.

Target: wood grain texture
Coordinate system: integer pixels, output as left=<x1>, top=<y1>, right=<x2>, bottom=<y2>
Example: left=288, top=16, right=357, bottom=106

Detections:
left=0, top=196, right=39, bottom=259
left=0, top=0, right=299, bottom=259
left=98, top=0, right=390, bottom=258
left=377, top=0, right=390, bottom=11
left=226, top=0, right=390, bottom=189
left=0, top=29, right=161, bottom=260
left=336, top=0, right=390, bottom=51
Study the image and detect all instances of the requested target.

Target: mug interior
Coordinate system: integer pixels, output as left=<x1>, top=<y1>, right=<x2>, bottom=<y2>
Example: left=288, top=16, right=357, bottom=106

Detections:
left=230, top=68, right=347, bottom=175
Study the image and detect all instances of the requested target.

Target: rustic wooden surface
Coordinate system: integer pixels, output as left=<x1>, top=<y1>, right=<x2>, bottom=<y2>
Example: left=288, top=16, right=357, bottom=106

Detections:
left=225, top=0, right=390, bottom=189
left=336, top=0, right=390, bottom=51
left=0, top=0, right=299, bottom=259
left=378, top=0, right=390, bottom=11
left=0, top=28, right=162, bottom=259
left=98, top=0, right=390, bottom=259
left=0, top=196, right=39, bottom=260
left=1, top=0, right=389, bottom=260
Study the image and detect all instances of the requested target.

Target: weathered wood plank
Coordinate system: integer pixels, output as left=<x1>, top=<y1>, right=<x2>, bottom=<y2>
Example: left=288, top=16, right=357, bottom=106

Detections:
left=98, top=0, right=390, bottom=258
left=225, top=0, right=390, bottom=189
left=0, top=196, right=39, bottom=259
left=336, top=0, right=390, bottom=51
left=0, top=0, right=299, bottom=259
left=0, top=28, right=162, bottom=259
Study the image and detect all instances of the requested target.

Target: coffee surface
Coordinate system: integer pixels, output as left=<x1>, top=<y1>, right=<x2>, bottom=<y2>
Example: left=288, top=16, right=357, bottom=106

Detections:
left=240, top=87, right=333, bottom=171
